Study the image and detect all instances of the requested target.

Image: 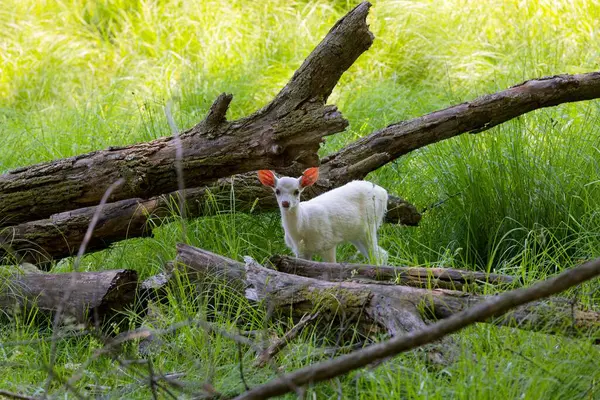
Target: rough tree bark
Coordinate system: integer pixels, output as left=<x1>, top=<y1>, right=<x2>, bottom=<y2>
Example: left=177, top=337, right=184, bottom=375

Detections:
left=0, top=265, right=138, bottom=326
left=4, top=72, right=600, bottom=265
left=174, top=244, right=600, bottom=338
left=0, top=2, right=375, bottom=228
left=269, top=255, right=516, bottom=290
left=321, top=71, right=600, bottom=185
left=0, top=175, right=419, bottom=266
left=234, top=256, right=600, bottom=400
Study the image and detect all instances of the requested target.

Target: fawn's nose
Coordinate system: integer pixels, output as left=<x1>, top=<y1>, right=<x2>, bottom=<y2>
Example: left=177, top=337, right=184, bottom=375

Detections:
left=281, top=201, right=290, bottom=208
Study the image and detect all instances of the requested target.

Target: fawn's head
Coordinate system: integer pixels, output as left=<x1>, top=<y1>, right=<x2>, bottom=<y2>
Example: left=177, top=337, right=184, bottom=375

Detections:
left=258, top=167, right=319, bottom=210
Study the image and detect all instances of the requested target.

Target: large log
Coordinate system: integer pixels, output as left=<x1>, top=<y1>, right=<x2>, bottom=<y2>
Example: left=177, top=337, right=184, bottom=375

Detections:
left=0, top=178, right=419, bottom=265
left=234, top=256, right=600, bottom=400
left=4, top=71, right=600, bottom=265
left=0, top=2, right=375, bottom=228
left=174, top=244, right=600, bottom=338
left=0, top=265, right=138, bottom=326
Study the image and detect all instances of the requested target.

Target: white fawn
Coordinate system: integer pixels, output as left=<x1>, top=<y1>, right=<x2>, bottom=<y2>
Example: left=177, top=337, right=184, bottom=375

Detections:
left=258, top=167, right=388, bottom=264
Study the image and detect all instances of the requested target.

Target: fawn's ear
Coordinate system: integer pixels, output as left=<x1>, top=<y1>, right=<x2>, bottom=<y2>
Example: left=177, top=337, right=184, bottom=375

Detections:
left=300, top=167, right=319, bottom=188
left=258, top=170, right=277, bottom=187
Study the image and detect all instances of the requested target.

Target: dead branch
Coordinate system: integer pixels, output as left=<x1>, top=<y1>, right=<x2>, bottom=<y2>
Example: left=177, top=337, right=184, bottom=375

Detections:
left=0, top=389, right=38, bottom=400
left=0, top=169, right=418, bottom=266
left=254, top=312, right=320, bottom=368
left=233, top=257, right=600, bottom=400
left=0, top=2, right=375, bottom=228
left=321, top=72, right=600, bottom=184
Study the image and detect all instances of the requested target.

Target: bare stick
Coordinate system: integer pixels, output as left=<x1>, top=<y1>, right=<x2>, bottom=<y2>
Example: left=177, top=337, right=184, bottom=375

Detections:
left=233, top=258, right=600, bottom=400
left=73, top=178, right=124, bottom=271
left=0, top=389, right=37, bottom=400
left=270, top=255, right=516, bottom=290
left=254, top=312, right=320, bottom=368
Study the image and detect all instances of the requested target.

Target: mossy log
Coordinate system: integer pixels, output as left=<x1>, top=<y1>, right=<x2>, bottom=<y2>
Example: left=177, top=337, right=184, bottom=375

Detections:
left=0, top=3, right=375, bottom=228
left=0, top=264, right=138, bottom=326
left=174, top=244, right=600, bottom=339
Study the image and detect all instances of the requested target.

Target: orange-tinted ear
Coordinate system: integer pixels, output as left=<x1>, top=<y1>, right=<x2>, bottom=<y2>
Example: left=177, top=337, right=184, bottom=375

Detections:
left=300, top=167, right=319, bottom=188
left=258, top=170, right=277, bottom=187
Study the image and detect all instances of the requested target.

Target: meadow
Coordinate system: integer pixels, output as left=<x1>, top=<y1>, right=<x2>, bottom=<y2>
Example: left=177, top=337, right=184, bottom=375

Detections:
left=1, top=0, right=600, bottom=398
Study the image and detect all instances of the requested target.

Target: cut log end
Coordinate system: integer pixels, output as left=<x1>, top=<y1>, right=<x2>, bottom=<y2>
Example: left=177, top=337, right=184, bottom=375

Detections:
left=0, top=267, right=139, bottom=329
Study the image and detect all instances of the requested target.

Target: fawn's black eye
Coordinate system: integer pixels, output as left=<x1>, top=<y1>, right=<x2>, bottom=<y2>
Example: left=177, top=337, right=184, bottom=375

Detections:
left=294, top=190, right=299, bottom=196
left=275, top=189, right=280, bottom=195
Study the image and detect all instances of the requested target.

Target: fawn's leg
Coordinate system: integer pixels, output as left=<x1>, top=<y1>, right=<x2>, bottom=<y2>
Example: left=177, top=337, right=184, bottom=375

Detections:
left=369, top=227, right=388, bottom=265
left=320, top=247, right=337, bottom=263
left=351, top=239, right=370, bottom=260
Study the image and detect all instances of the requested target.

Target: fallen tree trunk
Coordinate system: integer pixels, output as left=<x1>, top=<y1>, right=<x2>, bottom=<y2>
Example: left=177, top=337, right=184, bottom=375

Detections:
left=4, top=72, right=600, bottom=265
left=269, top=255, right=516, bottom=290
left=174, top=244, right=600, bottom=338
left=0, top=3, right=375, bottom=228
left=234, top=255, right=600, bottom=400
left=0, top=179, right=420, bottom=265
left=321, top=71, right=600, bottom=185
left=0, top=265, right=138, bottom=326
left=2, top=0, right=599, bottom=263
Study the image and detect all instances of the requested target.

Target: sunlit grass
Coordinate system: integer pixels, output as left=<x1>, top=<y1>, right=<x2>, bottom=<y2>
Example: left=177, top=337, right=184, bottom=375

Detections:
left=1, top=0, right=600, bottom=398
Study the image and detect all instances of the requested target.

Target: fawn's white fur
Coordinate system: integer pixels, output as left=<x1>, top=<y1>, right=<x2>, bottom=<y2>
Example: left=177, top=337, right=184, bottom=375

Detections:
left=258, top=168, right=388, bottom=264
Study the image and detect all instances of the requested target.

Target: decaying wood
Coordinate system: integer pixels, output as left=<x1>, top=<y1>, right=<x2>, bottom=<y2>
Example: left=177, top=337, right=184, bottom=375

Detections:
left=175, top=244, right=600, bottom=339
left=0, top=176, right=419, bottom=265
left=2, top=1, right=599, bottom=265
left=5, top=72, right=600, bottom=264
left=269, top=255, right=516, bottom=290
left=0, top=3, right=375, bottom=228
left=234, top=258, right=600, bottom=400
left=321, top=71, right=600, bottom=185
left=0, top=265, right=138, bottom=325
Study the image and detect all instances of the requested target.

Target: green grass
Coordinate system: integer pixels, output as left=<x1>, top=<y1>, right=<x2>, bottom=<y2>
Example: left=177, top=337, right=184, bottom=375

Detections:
left=1, top=0, right=600, bottom=398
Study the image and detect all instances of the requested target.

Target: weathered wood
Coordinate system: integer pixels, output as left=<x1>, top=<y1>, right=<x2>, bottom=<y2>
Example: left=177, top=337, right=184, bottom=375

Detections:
left=6, top=72, right=600, bottom=264
left=0, top=265, right=138, bottom=325
left=234, top=257, right=600, bottom=400
left=321, top=72, right=600, bottom=185
left=3, top=24, right=600, bottom=265
left=0, top=2, right=375, bottom=228
left=174, top=244, right=600, bottom=338
left=269, top=255, right=516, bottom=290
left=0, top=177, right=419, bottom=265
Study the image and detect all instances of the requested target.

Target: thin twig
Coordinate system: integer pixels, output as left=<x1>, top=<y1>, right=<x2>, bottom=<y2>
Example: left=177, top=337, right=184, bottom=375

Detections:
left=505, top=347, right=567, bottom=385
left=0, top=389, right=37, bottom=400
left=254, top=312, right=320, bottom=368
left=67, top=317, right=262, bottom=388
left=147, top=358, right=159, bottom=400
left=233, top=258, right=600, bottom=400
left=74, top=178, right=125, bottom=270
left=238, top=340, right=250, bottom=391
